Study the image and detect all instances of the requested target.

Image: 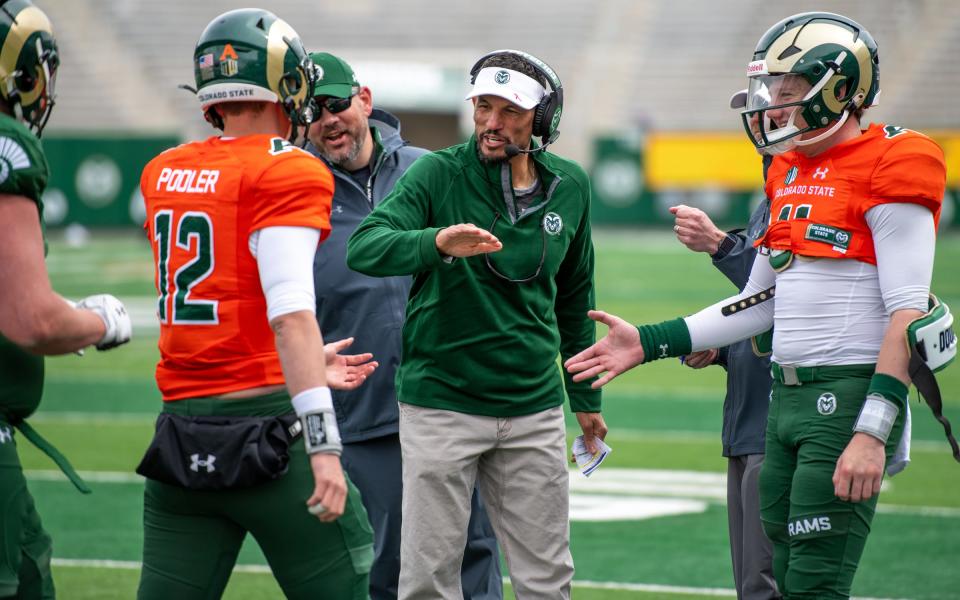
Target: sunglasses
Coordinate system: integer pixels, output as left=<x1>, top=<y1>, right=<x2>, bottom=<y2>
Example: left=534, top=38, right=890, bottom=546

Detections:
left=315, top=90, right=358, bottom=115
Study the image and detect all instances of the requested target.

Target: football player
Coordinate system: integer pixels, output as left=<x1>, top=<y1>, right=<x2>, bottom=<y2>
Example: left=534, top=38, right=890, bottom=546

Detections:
left=566, top=12, right=952, bottom=599
left=0, top=1, right=132, bottom=597
left=136, top=9, right=375, bottom=599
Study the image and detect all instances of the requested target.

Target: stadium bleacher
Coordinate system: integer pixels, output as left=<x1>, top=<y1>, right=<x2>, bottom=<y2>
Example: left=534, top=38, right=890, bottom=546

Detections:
left=42, top=0, right=959, bottom=164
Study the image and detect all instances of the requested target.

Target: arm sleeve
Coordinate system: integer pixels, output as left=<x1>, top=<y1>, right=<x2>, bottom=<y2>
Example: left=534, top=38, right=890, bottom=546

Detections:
left=0, top=132, right=47, bottom=205
left=347, top=154, right=448, bottom=276
left=684, top=253, right=776, bottom=350
left=254, top=226, right=321, bottom=322
left=866, top=203, right=935, bottom=313
left=554, top=172, right=601, bottom=412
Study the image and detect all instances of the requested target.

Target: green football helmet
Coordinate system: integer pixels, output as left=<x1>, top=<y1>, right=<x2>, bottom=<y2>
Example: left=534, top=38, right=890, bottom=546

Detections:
left=0, top=0, right=59, bottom=137
left=740, top=12, right=879, bottom=154
left=193, top=8, right=318, bottom=132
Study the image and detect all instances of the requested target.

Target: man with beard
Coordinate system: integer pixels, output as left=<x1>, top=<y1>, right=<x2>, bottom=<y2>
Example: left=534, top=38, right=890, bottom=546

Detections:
left=347, top=50, right=606, bottom=599
left=304, top=52, right=503, bottom=600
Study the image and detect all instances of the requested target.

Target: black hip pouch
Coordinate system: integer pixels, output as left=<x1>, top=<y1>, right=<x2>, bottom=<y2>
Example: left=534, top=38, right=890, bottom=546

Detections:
left=136, top=413, right=300, bottom=491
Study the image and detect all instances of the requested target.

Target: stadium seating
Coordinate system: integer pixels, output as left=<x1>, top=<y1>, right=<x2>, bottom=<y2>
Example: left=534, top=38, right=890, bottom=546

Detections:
left=41, top=0, right=960, bottom=163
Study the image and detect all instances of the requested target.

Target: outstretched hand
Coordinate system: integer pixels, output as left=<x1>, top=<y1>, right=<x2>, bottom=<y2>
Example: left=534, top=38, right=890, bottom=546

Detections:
left=323, top=337, right=378, bottom=390
left=435, top=223, right=502, bottom=258
left=564, top=310, right=645, bottom=388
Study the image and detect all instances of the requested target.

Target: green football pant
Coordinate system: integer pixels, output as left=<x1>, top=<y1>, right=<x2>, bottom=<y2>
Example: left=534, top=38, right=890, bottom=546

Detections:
left=136, top=394, right=374, bottom=600
left=760, top=365, right=904, bottom=600
left=0, top=419, right=54, bottom=600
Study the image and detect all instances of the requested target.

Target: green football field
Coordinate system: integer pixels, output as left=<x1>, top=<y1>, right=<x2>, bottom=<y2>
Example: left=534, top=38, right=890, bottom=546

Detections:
left=20, top=229, right=960, bottom=599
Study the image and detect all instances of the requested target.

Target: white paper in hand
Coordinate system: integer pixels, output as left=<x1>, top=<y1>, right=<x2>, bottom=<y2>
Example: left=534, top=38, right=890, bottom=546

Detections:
left=572, top=435, right=612, bottom=477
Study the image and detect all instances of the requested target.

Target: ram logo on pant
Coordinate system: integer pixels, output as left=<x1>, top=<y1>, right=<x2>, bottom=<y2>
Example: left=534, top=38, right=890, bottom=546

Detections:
left=817, top=393, right=837, bottom=415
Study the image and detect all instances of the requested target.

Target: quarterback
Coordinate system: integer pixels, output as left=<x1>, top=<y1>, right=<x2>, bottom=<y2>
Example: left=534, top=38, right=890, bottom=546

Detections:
left=0, top=1, right=132, bottom=598
left=136, top=9, right=375, bottom=599
left=566, top=12, right=952, bottom=599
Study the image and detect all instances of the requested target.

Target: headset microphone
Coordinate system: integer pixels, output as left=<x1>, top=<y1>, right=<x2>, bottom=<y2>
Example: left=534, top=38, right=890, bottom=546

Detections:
left=504, top=144, right=540, bottom=158
left=504, top=132, right=559, bottom=158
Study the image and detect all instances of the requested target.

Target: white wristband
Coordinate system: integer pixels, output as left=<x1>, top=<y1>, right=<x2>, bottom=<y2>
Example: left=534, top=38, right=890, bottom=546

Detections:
left=291, top=387, right=341, bottom=455
left=853, top=393, right=900, bottom=444
left=291, top=386, right=333, bottom=417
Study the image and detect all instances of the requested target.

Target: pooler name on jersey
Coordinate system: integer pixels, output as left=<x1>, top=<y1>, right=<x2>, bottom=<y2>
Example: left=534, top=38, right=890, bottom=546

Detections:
left=156, top=167, right=220, bottom=194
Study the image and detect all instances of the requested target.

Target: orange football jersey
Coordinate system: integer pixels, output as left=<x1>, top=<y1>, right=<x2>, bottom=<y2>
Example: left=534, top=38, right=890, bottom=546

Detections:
left=757, top=123, right=945, bottom=264
left=140, top=134, right=333, bottom=401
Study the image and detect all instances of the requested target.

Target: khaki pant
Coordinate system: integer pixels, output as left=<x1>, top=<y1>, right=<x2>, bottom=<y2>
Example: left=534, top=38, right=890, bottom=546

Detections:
left=398, top=404, right=572, bottom=600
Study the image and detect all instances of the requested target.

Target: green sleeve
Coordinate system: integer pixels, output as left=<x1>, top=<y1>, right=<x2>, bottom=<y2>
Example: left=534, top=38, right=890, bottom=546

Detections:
left=555, top=171, right=601, bottom=413
left=0, top=119, right=49, bottom=207
left=347, top=154, right=449, bottom=276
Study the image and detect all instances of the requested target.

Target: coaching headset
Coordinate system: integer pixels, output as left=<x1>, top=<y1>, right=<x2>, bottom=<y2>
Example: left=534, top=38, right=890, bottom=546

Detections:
left=469, top=49, right=563, bottom=157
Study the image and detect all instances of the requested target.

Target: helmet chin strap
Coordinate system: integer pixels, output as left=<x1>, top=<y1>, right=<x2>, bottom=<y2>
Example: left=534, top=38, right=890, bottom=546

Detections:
left=763, top=111, right=800, bottom=155
left=794, top=109, right=850, bottom=147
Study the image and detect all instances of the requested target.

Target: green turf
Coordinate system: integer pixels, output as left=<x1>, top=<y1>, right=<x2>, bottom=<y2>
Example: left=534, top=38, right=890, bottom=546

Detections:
left=34, top=476, right=960, bottom=599
left=24, top=230, right=960, bottom=600
left=52, top=566, right=289, bottom=600
left=52, top=566, right=728, bottom=600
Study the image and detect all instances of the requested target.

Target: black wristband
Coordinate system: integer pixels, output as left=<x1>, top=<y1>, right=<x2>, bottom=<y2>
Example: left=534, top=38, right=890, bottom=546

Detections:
left=711, top=234, right=738, bottom=260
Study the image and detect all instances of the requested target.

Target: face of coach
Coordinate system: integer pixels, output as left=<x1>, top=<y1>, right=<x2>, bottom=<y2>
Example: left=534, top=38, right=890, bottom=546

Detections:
left=471, top=94, right=535, bottom=162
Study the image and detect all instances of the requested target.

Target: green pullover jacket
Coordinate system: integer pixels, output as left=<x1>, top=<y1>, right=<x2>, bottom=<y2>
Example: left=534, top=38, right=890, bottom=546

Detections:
left=347, top=135, right=600, bottom=417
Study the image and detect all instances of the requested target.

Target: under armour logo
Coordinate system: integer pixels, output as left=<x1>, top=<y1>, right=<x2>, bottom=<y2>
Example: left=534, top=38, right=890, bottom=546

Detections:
left=0, top=427, right=11, bottom=444
left=812, top=167, right=829, bottom=180
left=332, top=205, right=343, bottom=215
left=189, top=453, right=216, bottom=473
left=658, top=344, right=669, bottom=358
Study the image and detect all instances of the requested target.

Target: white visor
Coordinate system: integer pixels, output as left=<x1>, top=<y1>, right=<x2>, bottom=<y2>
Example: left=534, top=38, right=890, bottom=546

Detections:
left=465, top=67, right=546, bottom=110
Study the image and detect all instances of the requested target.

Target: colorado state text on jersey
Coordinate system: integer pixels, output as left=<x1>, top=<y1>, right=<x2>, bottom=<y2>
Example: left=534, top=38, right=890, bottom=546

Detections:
left=774, top=184, right=835, bottom=199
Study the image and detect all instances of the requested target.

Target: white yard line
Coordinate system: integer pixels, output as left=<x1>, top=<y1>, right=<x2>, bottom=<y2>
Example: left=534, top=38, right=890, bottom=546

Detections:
left=21, top=413, right=954, bottom=452
left=26, top=468, right=960, bottom=520
left=28, top=412, right=156, bottom=424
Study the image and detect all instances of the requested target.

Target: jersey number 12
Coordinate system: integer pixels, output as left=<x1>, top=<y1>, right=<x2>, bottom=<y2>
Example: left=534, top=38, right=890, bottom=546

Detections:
left=153, top=210, right=219, bottom=324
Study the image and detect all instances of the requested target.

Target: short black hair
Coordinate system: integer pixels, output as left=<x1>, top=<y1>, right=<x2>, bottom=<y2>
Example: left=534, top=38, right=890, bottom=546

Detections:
left=480, top=53, right=547, bottom=88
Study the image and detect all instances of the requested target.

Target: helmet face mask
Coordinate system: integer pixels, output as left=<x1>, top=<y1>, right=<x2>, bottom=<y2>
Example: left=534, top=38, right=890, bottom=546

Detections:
left=0, top=0, right=59, bottom=137
left=742, top=73, right=820, bottom=154
left=193, top=9, right=319, bottom=137
left=739, top=12, right=879, bottom=155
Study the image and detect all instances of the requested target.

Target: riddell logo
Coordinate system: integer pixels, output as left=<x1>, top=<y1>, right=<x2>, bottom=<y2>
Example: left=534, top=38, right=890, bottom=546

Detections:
left=746, top=60, right=768, bottom=76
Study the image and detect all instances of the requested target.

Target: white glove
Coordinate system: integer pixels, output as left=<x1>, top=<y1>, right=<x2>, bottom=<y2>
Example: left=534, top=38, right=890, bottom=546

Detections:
left=77, top=294, right=132, bottom=350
